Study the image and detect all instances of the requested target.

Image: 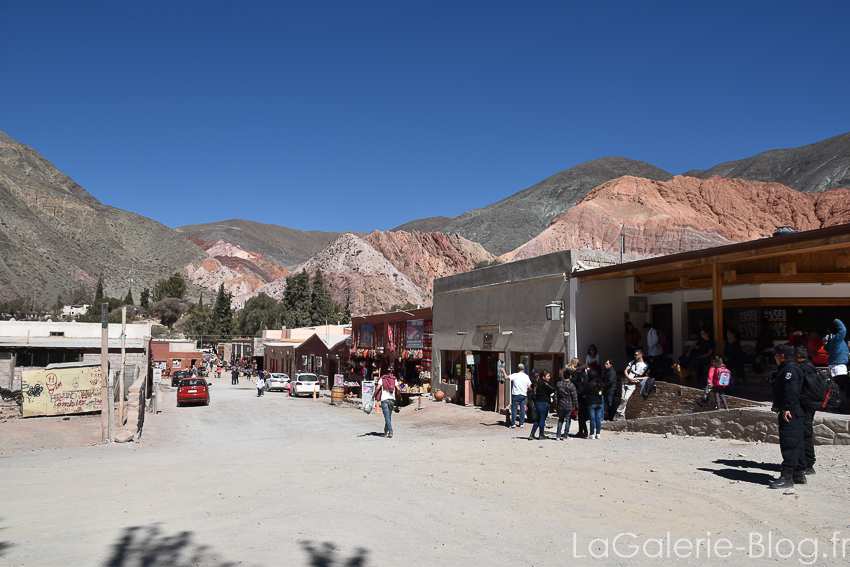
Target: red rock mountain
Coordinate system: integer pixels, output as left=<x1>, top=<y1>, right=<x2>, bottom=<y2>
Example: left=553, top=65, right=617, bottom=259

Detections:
left=505, top=175, right=850, bottom=261
left=183, top=237, right=290, bottom=299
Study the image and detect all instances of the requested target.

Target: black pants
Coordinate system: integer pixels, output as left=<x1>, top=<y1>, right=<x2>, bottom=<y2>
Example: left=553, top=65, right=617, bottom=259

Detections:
left=778, top=407, right=806, bottom=471
left=804, top=409, right=815, bottom=468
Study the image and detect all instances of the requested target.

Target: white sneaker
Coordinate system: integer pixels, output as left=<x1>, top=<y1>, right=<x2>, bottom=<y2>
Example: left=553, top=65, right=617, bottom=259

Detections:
left=595, top=434, right=600, bottom=440
left=518, top=423, right=524, bottom=428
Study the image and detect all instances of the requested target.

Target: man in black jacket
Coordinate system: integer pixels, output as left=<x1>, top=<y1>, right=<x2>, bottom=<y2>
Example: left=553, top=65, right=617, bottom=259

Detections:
left=793, top=345, right=817, bottom=476
left=769, top=345, right=806, bottom=489
left=602, top=360, right=618, bottom=420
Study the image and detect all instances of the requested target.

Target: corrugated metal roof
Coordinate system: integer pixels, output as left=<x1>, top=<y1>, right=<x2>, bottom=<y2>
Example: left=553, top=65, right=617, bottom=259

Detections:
left=0, top=337, right=147, bottom=349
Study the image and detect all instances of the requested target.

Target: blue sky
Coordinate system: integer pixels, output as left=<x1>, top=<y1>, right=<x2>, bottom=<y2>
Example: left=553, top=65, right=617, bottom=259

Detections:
left=3, top=1, right=848, bottom=232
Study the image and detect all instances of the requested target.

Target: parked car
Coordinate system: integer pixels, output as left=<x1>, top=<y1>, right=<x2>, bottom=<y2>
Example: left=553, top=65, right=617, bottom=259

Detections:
left=177, top=377, right=210, bottom=407
left=265, top=373, right=290, bottom=392
left=291, top=373, right=320, bottom=397
left=170, top=370, right=188, bottom=387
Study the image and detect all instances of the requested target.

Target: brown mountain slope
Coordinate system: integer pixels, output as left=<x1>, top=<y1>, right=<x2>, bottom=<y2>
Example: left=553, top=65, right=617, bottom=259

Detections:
left=505, top=175, right=850, bottom=261
left=0, top=129, right=206, bottom=303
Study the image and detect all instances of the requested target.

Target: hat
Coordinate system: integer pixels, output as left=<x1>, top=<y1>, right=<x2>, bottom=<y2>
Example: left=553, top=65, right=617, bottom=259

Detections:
left=773, top=344, right=793, bottom=357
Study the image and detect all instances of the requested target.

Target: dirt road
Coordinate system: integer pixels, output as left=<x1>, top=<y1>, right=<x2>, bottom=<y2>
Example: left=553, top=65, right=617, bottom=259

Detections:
left=1, top=378, right=849, bottom=566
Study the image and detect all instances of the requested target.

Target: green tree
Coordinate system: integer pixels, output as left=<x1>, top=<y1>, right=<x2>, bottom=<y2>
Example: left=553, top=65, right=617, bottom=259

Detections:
left=282, top=269, right=311, bottom=328
left=211, top=283, right=233, bottom=340
left=342, top=287, right=352, bottom=324
left=235, top=293, right=286, bottom=336
left=182, top=298, right=213, bottom=343
left=154, top=272, right=187, bottom=301
left=310, top=268, right=336, bottom=325
left=140, top=288, right=151, bottom=309
left=124, top=288, right=134, bottom=305
left=94, top=274, right=105, bottom=304
left=151, top=298, right=188, bottom=328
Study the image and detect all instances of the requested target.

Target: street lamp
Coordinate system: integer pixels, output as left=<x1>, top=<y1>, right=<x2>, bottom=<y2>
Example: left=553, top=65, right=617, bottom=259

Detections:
left=546, top=300, right=569, bottom=369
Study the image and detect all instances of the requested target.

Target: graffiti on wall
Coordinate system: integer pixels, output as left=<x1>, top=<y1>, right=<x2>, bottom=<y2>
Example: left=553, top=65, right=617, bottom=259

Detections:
left=21, top=365, right=103, bottom=417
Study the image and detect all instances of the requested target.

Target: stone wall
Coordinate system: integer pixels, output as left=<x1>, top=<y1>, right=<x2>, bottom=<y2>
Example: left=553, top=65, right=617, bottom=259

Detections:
left=608, top=406, right=850, bottom=445
left=114, top=374, right=147, bottom=443
left=624, top=380, right=765, bottom=420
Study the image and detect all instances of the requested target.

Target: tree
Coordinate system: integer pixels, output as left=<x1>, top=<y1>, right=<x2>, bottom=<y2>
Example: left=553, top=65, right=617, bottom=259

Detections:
left=154, top=272, right=187, bottom=301
left=182, top=300, right=213, bottom=342
left=140, top=288, right=151, bottom=309
left=151, top=298, right=188, bottom=328
left=310, top=268, right=336, bottom=325
left=235, top=293, right=286, bottom=336
left=342, top=287, right=352, bottom=324
left=211, top=283, right=233, bottom=340
left=124, top=288, right=134, bottom=305
left=282, top=270, right=311, bottom=328
left=94, top=274, right=105, bottom=304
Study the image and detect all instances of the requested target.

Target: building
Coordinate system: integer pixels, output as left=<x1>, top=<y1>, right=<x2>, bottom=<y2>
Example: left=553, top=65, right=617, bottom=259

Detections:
left=264, top=325, right=352, bottom=378
left=351, top=308, right=432, bottom=380
left=60, top=305, right=89, bottom=320
left=0, top=320, right=152, bottom=390
left=150, top=339, right=205, bottom=374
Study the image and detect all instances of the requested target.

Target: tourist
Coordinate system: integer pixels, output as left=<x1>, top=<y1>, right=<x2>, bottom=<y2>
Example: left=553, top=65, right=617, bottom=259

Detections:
left=624, top=321, right=641, bottom=361
left=374, top=373, right=398, bottom=438
left=793, top=345, right=818, bottom=475
left=614, top=350, right=648, bottom=421
left=601, top=359, right=618, bottom=420
left=787, top=322, right=809, bottom=348
left=686, top=329, right=715, bottom=378
left=823, top=318, right=849, bottom=396
left=509, top=364, right=531, bottom=429
left=807, top=330, right=828, bottom=366
left=528, top=370, right=554, bottom=440
left=698, top=356, right=730, bottom=409
left=584, top=369, right=604, bottom=439
left=768, top=345, right=806, bottom=489
left=255, top=374, right=265, bottom=397
left=555, top=369, right=578, bottom=440
left=231, top=367, right=239, bottom=385
left=585, top=345, right=600, bottom=372
left=573, top=364, right=589, bottom=438
left=643, top=322, right=663, bottom=378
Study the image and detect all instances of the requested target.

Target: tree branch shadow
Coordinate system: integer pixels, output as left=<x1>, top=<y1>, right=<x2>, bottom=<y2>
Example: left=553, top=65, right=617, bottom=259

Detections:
left=301, top=541, right=368, bottom=567
left=0, top=541, right=12, bottom=557
left=103, top=525, right=238, bottom=567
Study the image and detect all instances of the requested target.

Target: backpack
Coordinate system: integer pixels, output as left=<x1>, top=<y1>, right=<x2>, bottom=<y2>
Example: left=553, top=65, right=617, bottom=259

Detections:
left=716, top=367, right=732, bottom=387
left=799, top=363, right=842, bottom=413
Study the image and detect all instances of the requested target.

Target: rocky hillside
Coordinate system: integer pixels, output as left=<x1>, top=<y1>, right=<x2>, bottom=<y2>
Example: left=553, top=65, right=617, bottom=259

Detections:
left=506, top=175, right=850, bottom=261
left=176, top=219, right=362, bottom=270
left=183, top=237, right=290, bottom=300
left=684, top=131, right=850, bottom=194
left=249, top=231, right=497, bottom=314
left=0, top=129, right=206, bottom=303
left=392, top=157, right=673, bottom=255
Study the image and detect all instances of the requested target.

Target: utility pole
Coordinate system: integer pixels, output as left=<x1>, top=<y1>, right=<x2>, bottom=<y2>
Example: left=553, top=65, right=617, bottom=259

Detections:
left=100, top=303, right=109, bottom=442
left=119, top=306, right=126, bottom=427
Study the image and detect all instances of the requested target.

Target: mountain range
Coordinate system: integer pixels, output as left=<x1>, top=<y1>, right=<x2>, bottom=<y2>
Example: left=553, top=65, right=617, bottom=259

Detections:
left=1, top=127, right=848, bottom=315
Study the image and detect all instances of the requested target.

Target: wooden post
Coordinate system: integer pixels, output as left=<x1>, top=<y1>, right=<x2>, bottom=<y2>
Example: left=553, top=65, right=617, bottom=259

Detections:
left=712, top=263, right=724, bottom=357
left=119, top=306, right=126, bottom=427
left=101, top=303, right=109, bottom=442
left=8, top=351, right=15, bottom=389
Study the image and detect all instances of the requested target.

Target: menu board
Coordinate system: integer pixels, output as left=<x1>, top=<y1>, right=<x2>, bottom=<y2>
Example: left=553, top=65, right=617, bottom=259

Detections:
left=737, top=307, right=787, bottom=340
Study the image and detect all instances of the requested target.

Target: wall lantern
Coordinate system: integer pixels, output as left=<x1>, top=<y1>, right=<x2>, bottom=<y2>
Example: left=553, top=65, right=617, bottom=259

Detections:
left=545, top=301, right=564, bottom=321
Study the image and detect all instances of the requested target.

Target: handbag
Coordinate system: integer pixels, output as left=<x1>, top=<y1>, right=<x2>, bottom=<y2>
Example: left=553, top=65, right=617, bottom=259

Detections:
left=526, top=398, right=538, bottom=422
left=570, top=408, right=578, bottom=420
left=363, top=397, right=375, bottom=414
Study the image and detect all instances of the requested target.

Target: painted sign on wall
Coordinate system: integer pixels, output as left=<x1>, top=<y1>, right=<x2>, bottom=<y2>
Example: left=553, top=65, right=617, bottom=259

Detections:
left=21, top=364, right=103, bottom=417
left=406, top=319, right=424, bottom=348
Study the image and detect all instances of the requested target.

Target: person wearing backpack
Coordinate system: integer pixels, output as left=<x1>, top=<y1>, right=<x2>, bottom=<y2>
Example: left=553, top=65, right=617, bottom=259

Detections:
left=823, top=318, right=849, bottom=397
left=793, top=346, right=818, bottom=476
left=697, top=356, right=730, bottom=409
left=768, top=345, right=807, bottom=489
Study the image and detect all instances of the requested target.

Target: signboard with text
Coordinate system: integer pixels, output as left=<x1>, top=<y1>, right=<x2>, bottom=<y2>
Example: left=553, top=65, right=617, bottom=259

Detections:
left=406, top=319, right=424, bottom=348
left=21, top=364, right=103, bottom=418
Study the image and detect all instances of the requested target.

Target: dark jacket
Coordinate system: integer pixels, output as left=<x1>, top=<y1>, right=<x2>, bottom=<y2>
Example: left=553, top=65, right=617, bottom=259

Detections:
left=724, top=339, right=742, bottom=362
left=602, top=367, right=618, bottom=396
left=532, top=379, right=555, bottom=403
left=583, top=376, right=603, bottom=406
left=772, top=358, right=804, bottom=412
left=555, top=380, right=578, bottom=412
left=824, top=319, right=849, bottom=365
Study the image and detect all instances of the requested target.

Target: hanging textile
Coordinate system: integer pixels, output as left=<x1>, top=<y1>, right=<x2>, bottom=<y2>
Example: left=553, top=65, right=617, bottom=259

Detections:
left=422, top=319, right=433, bottom=369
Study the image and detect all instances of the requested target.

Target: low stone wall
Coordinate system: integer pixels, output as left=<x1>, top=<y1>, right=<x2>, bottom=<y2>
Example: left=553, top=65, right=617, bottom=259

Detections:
left=114, top=374, right=147, bottom=443
left=625, top=380, right=765, bottom=419
left=607, top=407, right=850, bottom=445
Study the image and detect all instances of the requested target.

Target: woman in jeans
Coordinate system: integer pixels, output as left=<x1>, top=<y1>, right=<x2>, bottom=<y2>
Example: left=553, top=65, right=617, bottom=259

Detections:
left=528, top=370, right=555, bottom=440
left=584, top=369, right=605, bottom=440
left=555, top=369, right=578, bottom=440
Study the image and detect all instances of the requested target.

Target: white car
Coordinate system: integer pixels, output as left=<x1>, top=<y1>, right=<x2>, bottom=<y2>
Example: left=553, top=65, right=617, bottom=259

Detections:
left=265, top=373, right=290, bottom=392
left=291, top=373, right=320, bottom=396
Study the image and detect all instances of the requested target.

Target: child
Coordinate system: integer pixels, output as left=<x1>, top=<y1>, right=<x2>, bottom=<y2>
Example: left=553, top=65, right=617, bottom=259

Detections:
left=698, top=356, right=730, bottom=409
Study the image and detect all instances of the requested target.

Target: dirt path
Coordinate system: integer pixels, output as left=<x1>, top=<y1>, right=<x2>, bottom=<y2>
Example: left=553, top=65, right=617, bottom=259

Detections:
left=1, top=378, right=848, bottom=566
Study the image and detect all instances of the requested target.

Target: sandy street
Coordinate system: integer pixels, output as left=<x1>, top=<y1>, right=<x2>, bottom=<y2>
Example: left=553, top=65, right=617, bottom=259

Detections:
left=1, top=378, right=849, bottom=567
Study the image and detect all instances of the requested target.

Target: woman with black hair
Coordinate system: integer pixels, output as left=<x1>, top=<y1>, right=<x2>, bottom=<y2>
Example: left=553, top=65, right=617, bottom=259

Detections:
left=528, top=370, right=555, bottom=440
left=584, top=369, right=605, bottom=439
left=555, top=369, right=578, bottom=440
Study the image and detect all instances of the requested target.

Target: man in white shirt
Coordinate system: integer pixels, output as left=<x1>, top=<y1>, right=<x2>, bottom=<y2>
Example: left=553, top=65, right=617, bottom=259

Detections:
left=509, top=364, right=532, bottom=429
left=614, top=350, right=648, bottom=420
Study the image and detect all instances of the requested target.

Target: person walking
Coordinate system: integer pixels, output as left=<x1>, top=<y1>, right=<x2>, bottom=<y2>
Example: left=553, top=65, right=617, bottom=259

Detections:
left=768, top=345, right=807, bottom=489
left=256, top=375, right=265, bottom=397
left=374, top=373, right=398, bottom=438
left=584, top=369, right=605, bottom=439
left=697, top=356, right=730, bottom=409
left=231, top=367, right=238, bottom=385
left=555, top=369, right=578, bottom=440
left=509, top=364, right=531, bottom=429
left=614, top=350, right=648, bottom=421
left=601, top=359, right=618, bottom=421
left=528, top=370, right=555, bottom=440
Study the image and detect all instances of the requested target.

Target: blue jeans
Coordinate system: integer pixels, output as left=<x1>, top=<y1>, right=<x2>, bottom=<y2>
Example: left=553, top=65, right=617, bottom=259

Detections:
left=511, top=394, right=527, bottom=426
left=588, top=403, right=604, bottom=435
left=380, top=400, right=394, bottom=434
left=557, top=417, right=571, bottom=439
left=604, top=394, right=614, bottom=420
left=530, top=402, right=549, bottom=437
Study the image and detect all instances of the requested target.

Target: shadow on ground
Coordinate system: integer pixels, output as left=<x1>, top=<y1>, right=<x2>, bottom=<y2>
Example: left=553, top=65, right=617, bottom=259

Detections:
left=714, top=459, right=780, bottom=472
left=0, top=520, right=11, bottom=557
left=697, top=467, right=774, bottom=485
left=102, top=525, right=369, bottom=566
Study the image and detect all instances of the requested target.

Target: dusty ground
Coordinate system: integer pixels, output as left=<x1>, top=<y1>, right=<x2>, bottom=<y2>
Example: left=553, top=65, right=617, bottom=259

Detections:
left=1, top=378, right=849, bottom=567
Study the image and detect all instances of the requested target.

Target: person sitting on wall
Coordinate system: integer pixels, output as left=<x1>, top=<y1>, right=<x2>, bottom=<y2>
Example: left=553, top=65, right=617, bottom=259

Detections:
left=722, top=329, right=744, bottom=381
left=684, top=329, right=715, bottom=378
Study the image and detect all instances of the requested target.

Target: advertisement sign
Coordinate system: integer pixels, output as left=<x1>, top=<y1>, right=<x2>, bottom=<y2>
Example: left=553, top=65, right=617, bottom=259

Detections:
left=334, top=374, right=344, bottom=387
left=153, top=368, right=163, bottom=384
left=21, top=364, right=103, bottom=418
left=360, top=324, right=373, bottom=348
left=362, top=380, right=375, bottom=404
left=406, top=319, right=424, bottom=348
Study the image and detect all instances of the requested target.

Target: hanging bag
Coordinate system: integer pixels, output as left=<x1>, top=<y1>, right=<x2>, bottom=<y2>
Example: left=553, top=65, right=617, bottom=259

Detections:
left=526, top=397, right=539, bottom=422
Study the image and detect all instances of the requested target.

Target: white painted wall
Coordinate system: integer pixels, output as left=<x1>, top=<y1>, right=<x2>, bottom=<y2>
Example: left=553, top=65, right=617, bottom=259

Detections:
left=0, top=321, right=152, bottom=339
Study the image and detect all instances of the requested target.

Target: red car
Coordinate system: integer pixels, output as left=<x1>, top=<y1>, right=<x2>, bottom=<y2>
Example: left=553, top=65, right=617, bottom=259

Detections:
left=177, top=378, right=210, bottom=407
